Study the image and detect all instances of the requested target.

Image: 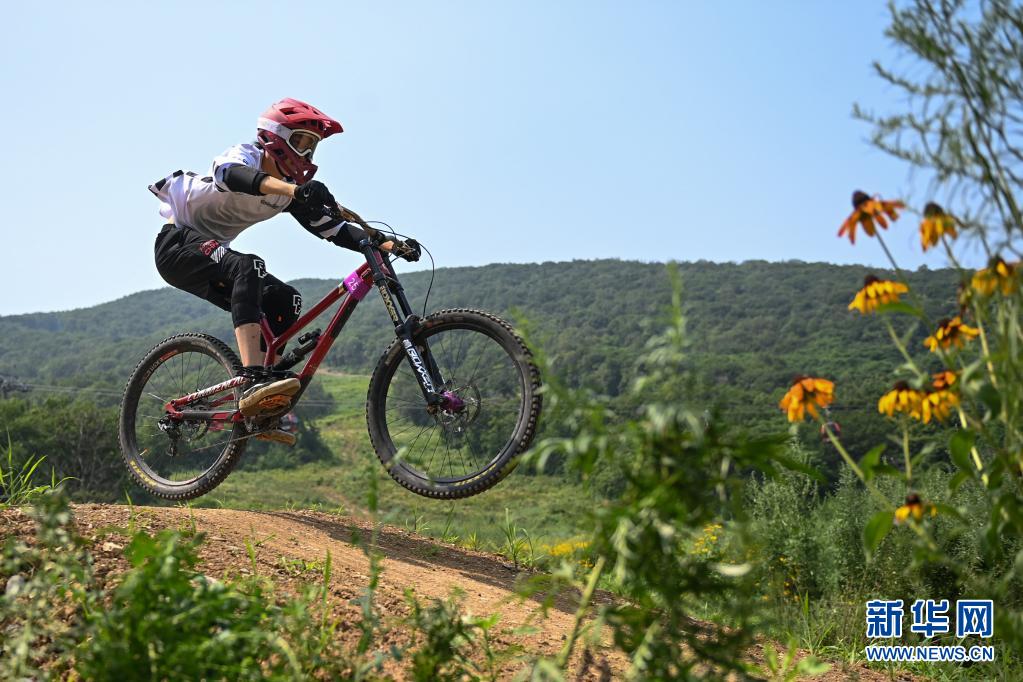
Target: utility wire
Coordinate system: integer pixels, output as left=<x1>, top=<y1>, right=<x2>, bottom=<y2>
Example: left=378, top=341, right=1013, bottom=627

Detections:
left=19, top=383, right=122, bottom=397
left=8, top=382, right=885, bottom=413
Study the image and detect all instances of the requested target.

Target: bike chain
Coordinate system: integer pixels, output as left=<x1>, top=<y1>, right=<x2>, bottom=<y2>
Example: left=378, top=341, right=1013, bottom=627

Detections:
left=160, top=424, right=274, bottom=456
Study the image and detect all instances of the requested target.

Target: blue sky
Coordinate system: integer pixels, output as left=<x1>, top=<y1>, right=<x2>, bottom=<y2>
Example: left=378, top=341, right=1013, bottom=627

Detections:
left=0, top=1, right=972, bottom=315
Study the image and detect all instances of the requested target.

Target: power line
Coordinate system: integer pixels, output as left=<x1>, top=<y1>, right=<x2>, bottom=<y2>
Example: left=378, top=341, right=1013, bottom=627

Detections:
left=4, top=379, right=900, bottom=416
left=19, top=383, right=123, bottom=397
left=10, top=380, right=341, bottom=407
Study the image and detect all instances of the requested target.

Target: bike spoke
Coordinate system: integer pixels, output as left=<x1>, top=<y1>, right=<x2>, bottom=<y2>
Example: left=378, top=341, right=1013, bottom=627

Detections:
left=128, top=346, right=241, bottom=486
left=417, top=427, right=438, bottom=473
left=383, top=323, right=527, bottom=485
left=388, top=422, right=420, bottom=439
left=403, top=423, right=431, bottom=457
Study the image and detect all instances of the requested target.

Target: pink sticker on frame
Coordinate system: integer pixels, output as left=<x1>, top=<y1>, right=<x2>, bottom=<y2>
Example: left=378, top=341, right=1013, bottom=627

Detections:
left=343, top=270, right=371, bottom=300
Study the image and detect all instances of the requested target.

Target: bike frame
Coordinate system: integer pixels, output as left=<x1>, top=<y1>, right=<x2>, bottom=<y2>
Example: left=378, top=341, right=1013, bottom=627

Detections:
left=163, top=242, right=450, bottom=424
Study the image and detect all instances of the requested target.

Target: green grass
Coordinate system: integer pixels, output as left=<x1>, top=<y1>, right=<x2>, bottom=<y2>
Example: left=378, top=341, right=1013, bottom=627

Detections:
left=203, top=373, right=595, bottom=551
left=313, top=372, right=370, bottom=433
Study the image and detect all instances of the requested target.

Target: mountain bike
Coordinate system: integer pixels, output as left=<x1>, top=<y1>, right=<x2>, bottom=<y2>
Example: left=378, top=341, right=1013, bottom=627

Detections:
left=118, top=232, right=541, bottom=501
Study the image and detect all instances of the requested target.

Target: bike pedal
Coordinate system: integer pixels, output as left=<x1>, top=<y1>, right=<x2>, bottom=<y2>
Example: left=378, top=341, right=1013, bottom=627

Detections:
left=262, top=395, right=291, bottom=409
left=256, top=429, right=298, bottom=447
left=239, top=378, right=300, bottom=416
left=239, top=396, right=292, bottom=417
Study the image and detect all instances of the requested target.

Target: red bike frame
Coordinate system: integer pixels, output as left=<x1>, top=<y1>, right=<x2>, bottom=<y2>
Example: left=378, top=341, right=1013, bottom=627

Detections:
left=162, top=243, right=451, bottom=425
left=258, top=260, right=374, bottom=379
left=163, top=260, right=376, bottom=423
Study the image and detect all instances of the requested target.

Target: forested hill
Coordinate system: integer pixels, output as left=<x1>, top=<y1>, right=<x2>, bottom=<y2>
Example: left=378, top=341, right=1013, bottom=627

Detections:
left=0, top=259, right=959, bottom=456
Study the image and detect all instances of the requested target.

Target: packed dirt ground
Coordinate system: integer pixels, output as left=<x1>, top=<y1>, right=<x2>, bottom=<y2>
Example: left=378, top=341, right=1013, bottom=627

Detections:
left=1, top=504, right=915, bottom=680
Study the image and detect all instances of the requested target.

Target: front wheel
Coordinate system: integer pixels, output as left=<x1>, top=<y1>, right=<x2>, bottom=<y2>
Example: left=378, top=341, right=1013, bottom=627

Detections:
left=366, top=309, right=542, bottom=499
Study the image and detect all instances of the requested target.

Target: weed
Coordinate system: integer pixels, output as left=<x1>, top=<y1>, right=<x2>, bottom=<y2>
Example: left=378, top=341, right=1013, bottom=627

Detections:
left=0, top=434, right=71, bottom=508
left=440, top=505, right=459, bottom=544
left=749, top=638, right=830, bottom=681
left=462, top=530, right=483, bottom=552
left=0, top=491, right=92, bottom=678
left=404, top=511, right=430, bottom=535
left=277, top=555, right=327, bottom=577
left=403, top=589, right=521, bottom=681
left=499, top=508, right=525, bottom=568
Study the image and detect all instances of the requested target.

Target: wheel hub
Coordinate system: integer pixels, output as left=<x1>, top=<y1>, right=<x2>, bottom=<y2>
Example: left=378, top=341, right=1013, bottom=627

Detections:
left=440, top=390, right=466, bottom=413
left=436, top=381, right=482, bottom=445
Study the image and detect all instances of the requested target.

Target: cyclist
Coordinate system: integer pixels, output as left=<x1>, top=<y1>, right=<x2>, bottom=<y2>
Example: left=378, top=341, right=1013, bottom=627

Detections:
left=149, top=98, right=413, bottom=444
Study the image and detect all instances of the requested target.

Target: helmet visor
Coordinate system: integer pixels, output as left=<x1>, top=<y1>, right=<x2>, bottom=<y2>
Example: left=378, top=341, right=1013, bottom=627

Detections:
left=288, top=130, right=320, bottom=157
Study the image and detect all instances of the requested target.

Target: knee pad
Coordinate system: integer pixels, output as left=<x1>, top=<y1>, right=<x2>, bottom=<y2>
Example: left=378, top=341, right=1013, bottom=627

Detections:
left=229, top=255, right=267, bottom=326
left=262, top=283, right=302, bottom=337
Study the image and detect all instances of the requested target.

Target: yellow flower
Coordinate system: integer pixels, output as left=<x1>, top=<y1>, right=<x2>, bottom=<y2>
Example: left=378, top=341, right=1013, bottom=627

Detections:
left=924, top=316, right=980, bottom=352
left=972, top=256, right=1018, bottom=296
left=848, top=275, right=909, bottom=314
left=878, top=381, right=925, bottom=419
left=894, top=493, right=936, bottom=525
left=779, top=376, right=835, bottom=422
left=692, top=524, right=723, bottom=556
left=919, top=389, right=959, bottom=423
left=931, top=370, right=957, bottom=391
left=838, top=190, right=905, bottom=244
left=544, top=539, right=589, bottom=557
left=878, top=380, right=958, bottom=424
left=919, top=202, right=958, bottom=251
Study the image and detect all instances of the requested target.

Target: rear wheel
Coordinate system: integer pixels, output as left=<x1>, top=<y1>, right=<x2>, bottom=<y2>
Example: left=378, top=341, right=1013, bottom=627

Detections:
left=118, top=333, right=247, bottom=500
left=366, top=309, right=542, bottom=499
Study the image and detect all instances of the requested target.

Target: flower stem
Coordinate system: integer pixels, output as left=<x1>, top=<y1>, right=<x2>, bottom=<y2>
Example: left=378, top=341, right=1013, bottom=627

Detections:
left=971, top=301, right=999, bottom=390
left=942, top=237, right=998, bottom=483
left=902, top=423, right=912, bottom=483
left=875, top=233, right=934, bottom=323
left=556, top=554, right=606, bottom=669
left=948, top=231, right=1000, bottom=390
left=822, top=423, right=890, bottom=509
left=955, top=405, right=989, bottom=485
left=884, top=319, right=924, bottom=378
left=824, top=423, right=936, bottom=551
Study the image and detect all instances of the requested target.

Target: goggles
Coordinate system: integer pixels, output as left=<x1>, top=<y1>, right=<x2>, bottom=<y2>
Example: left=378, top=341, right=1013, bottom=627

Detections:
left=287, top=130, right=320, bottom=158
left=257, top=117, right=322, bottom=158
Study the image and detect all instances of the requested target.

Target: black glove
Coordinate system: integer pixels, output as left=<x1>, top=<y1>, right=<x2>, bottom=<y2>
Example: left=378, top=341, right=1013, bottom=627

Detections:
left=391, top=238, right=421, bottom=262
left=293, top=180, right=337, bottom=211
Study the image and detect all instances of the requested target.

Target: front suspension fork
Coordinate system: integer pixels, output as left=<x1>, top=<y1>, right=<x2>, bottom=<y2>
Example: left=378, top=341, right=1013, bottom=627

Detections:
left=361, top=242, right=447, bottom=408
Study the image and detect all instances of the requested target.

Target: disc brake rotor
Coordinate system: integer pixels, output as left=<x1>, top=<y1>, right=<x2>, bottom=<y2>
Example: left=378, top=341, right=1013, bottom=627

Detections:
left=157, top=398, right=219, bottom=456
left=436, top=380, right=482, bottom=446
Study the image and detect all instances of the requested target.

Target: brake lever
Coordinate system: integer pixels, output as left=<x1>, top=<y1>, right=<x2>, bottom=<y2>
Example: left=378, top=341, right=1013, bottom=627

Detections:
left=392, top=239, right=421, bottom=262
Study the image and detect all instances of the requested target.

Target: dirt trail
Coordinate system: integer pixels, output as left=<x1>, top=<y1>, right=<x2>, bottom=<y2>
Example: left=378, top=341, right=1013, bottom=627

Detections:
left=59, top=504, right=618, bottom=677
left=3, top=504, right=912, bottom=680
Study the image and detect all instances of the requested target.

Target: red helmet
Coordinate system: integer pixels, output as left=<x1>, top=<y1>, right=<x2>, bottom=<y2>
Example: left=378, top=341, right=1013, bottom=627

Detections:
left=256, top=98, right=343, bottom=184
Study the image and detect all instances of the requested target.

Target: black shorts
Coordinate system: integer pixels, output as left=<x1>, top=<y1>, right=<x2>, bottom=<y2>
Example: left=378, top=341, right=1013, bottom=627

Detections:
left=154, top=224, right=302, bottom=335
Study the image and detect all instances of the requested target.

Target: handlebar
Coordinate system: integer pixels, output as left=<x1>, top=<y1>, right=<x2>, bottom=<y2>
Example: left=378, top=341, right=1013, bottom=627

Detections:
left=327, top=202, right=420, bottom=263
left=353, top=223, right=420, bottom=262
